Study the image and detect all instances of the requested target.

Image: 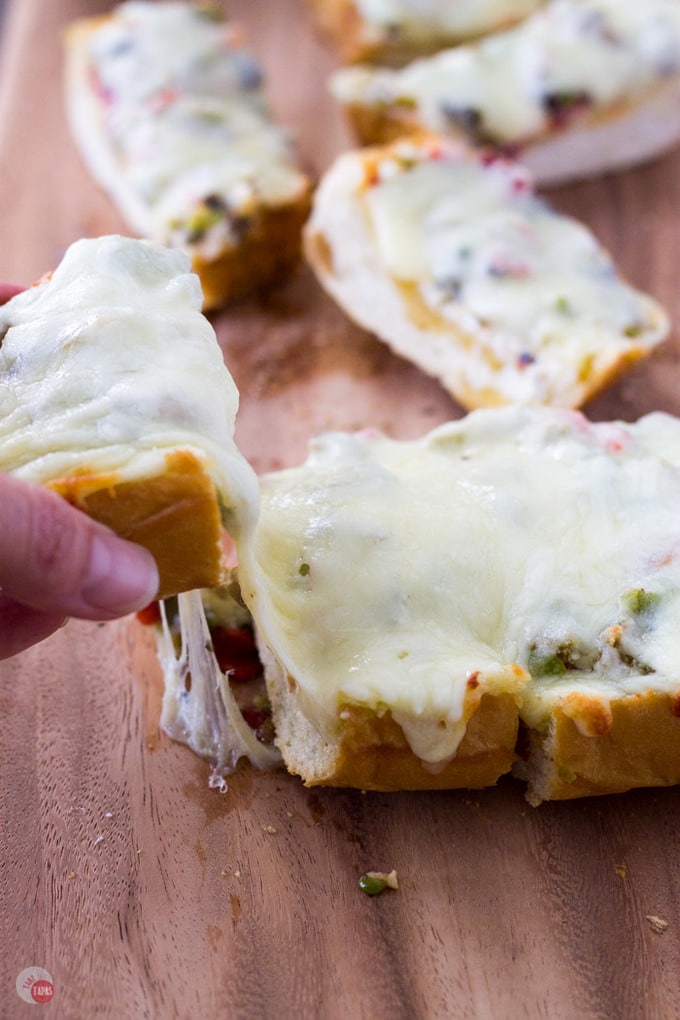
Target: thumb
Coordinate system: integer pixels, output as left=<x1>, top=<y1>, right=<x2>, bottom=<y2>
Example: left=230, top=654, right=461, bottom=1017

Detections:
left=0, top=474, right=159, bottom=620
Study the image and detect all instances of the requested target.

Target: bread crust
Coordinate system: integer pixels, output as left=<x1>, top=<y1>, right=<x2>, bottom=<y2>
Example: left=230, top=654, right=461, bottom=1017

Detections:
left=517, top=690, right=680, bottom=805
left=48, top=450, right=225, bottom=600
left=195, top=192, right=312, bottom=311
left=307, top=0, right=537, bottom=66
left=262, top=639, right=520, bottom=791
left=326, top=695, right=520, bottom=791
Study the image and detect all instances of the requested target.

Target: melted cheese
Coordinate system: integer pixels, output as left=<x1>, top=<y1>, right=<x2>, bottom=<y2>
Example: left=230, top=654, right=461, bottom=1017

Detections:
left=237, top=407, right=680, bottom=765
left=306, top=139, right=667, bottom=408
left=332, top=0, right=680, bottom=147
left=158, top=589, right=280, bottom=776
left=66, top=1, right=307, bottom=257
left=366, top=144, right=664, bottom=382
left=354, top=0, right=542, bottom=45
left=0, top=234, right=258, bottom=530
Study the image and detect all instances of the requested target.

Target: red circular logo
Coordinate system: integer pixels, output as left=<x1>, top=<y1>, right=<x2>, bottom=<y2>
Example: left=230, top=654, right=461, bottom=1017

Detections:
left=31, top=981, right=55, bottom=1004
left=16, top=968, right=55, bottom=1005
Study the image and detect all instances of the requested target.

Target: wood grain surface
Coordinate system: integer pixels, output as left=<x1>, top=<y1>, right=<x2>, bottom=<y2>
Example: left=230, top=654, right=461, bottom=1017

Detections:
left=2, top=2, right=680, bottom=1018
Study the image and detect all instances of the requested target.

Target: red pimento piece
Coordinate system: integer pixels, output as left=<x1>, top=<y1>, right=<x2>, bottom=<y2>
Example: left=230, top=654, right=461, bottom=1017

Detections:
left=136, top=601, right=161, bottom=626
left=240, top=706, right=269, bottom=731
left=221, top=24, right=245, bottom=47
left=211, top=625, right=263, bottom=682
left=479, top=149, right=503, bottom=167
left=488, top=256, right=531, bottom=279
left=511, top=175, right=531, bottom=195
left=147, top=86, right=179, bottom=113
left=88, top=65, right=114, bottom=107
left=425, top=138, right=444, bottom=161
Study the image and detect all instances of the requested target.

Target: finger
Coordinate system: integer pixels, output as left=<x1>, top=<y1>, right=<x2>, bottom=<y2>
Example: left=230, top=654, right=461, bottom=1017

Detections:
left=0, top=474, right=159, bottom=620
left=0, top=591, right=66, bottom=660
left=0, top=281, right=24, bottom=302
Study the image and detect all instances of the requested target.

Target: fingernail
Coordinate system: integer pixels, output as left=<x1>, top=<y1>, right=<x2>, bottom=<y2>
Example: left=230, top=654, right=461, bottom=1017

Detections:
left=81, top=533, right=160, bottom=615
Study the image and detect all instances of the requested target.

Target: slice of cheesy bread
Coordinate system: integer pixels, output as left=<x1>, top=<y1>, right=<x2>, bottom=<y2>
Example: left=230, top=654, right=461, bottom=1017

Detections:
left=64, top=2, right=312, bottom=310
left=0, top=234, right=259, bottom=600
left=308, top=0, right=542, bottom=66
left=330, top=0, right=680, bottom=185
left=304, top=138, right=668, bottom=411
left=235, top=406, right=680, bottom=801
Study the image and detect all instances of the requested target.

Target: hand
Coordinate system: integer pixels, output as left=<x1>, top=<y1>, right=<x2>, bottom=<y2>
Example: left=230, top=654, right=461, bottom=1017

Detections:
left=0, top=280, right=26, bottom=302
left=0, top=473, right=160, bottom=660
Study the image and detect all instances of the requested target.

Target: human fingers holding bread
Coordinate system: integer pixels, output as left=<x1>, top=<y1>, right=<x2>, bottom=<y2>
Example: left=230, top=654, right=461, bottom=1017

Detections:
left=0, top=473, right=159, bottom=660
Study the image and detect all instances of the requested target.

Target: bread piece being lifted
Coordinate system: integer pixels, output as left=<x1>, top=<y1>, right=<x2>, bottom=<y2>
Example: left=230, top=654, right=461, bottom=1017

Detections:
left=238, top=406, right=680, bottom=801
left=64, top=1, right=311, bottom=310
left=305, top=137, right=668, bottom=411
left=0, top=234, right=259, bottom=600
left=308, top=0, right=542, bottom=66
left=330, top=0, right=680, bottom=185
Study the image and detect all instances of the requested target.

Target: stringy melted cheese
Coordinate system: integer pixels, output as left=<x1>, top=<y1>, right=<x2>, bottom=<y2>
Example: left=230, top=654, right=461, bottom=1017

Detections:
left=332, top=0, right=680, bottom=146
left=237, top=407, right=680, bottom=765
left=158, top=589, right=280, bottom=777
left=67, top=1, right=307, bottom=258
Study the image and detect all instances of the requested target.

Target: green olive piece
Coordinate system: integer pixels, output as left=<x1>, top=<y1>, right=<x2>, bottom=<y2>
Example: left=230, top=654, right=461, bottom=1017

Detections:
left=358, top=874, right=388, bottom=896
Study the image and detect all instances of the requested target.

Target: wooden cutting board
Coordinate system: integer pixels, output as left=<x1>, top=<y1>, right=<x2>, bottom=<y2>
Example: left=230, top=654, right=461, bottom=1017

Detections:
left=3, top=2, right=680, bottom=1017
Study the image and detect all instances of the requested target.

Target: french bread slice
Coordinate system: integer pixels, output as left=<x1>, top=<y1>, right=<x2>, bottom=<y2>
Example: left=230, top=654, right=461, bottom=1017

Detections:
left=64, top=2, right=312, bottom=310
left=237, top=407, right=680, bottom=800
left=307, top=0, right=542, bottom=66
left=0, top=234, right=259, bottom=600
left=304, top=137, right=668, bottom=411
left=330, top=0, right=680, bottom=186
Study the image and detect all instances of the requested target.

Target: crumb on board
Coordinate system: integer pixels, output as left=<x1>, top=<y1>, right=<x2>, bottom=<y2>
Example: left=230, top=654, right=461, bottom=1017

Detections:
left=645, top=915, right=669, bottom=934
left=93, top=834, right=105, bottom=847
left=261, top=825, right=277, bottom=835
left=615, top=863, right=628, bottom=878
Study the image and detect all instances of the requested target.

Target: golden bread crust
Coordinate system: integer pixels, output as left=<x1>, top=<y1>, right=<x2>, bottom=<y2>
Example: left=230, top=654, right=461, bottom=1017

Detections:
left=267, top=630, right=520, bottom=791
left=326, top=694, right=520, bottom=791
left=48, top=450, right=224, bottom=600
left=518, top=690, right=680, bottom=804
left=341, top=84, right=677, bottom=158
left=307, top=0, right=532, bottom=66
left=307, top=0, right=373, bottom=65
left=195, top=190, right=313, bottom=311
